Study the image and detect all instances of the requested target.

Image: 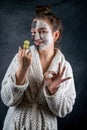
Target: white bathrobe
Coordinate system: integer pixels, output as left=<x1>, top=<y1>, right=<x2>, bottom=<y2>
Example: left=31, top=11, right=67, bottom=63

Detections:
left=1, top=45, right=76, bottom=130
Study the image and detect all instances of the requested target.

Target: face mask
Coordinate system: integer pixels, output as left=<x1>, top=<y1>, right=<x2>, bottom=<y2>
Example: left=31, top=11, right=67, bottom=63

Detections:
left=31, top=19, right=54, bottom=50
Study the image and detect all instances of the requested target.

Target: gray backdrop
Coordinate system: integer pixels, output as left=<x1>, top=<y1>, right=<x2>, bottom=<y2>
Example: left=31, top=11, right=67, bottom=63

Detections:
left=0, top=0, right=87, bottom=130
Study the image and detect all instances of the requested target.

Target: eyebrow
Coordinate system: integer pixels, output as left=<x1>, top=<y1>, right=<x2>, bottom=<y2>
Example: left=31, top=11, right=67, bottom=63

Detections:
left=39, top=28, right=47, bottom=30
left=31, top=28, right=48, bottom=30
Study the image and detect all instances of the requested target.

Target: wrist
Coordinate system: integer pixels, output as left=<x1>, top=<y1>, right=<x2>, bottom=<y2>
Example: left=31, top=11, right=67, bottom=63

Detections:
left=19, top=65, right=30, bottom=72
left=48, top=85, right=58, bottom=95
left=16, top=67, right=29, bottom=85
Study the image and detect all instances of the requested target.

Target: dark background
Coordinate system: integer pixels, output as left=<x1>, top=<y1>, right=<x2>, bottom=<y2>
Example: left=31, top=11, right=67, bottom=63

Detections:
left=0, top=0, right=87, bottom=130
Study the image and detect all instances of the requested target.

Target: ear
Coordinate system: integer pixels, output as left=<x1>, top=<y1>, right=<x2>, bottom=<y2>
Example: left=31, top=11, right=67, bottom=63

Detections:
left=53, top=30, right=60, bottom=43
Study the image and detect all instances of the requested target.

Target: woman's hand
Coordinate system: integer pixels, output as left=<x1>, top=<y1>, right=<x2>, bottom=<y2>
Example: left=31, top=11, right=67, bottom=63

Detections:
left=18, top=47, right=32, bottom=70
left=44, top=62, right=71, bottom=95
left=16, top=47, right=32, bottom=85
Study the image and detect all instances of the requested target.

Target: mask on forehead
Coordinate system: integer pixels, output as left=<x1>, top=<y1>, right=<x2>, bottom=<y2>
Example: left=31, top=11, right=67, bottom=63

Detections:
left=31, top=19, right=54, bottom=50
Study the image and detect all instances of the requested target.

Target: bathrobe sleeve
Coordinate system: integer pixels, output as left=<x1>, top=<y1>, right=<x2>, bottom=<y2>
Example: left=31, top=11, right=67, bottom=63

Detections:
left=1, top=54, right=29, bottom=107
left=43, top=61, right=76, bottom=117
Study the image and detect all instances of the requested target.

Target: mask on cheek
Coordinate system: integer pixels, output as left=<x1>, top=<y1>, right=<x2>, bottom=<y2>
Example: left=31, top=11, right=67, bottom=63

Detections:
left=31, top=21, right=42, bottom=45
left=40, top=32, right=53, bottom=48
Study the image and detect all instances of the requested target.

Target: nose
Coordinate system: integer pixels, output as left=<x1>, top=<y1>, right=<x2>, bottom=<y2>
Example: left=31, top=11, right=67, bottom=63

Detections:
left=34, top=32, right=40, bottom=40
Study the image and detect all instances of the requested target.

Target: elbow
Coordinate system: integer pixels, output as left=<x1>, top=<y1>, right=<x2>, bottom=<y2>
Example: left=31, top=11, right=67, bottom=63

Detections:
left=58, top=100, right=75, bottom=118
left=1, top=90, right=21, bottom=107
left=51, top=100, right=75, bottom=118
left=59, top=105, right=73, bottom=118
left=1, top=92, right=14, bottom=107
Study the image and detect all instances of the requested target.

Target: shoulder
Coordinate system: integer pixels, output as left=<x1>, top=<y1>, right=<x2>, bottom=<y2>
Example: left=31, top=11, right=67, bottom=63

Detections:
left=11, top=53, right=18, bottom=63
left=8, top=53, right=19, bottom=69
left=56, top=49, right=73, bottom=72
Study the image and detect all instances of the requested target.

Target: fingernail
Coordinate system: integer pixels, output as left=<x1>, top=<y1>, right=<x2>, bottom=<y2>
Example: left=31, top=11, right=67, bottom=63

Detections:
left=19, top=46, right=21, bottom=50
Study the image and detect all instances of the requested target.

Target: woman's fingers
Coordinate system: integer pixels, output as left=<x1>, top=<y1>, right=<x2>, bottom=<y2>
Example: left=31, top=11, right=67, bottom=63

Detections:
left=18, top=47, right=31, bottom=58
left=58, top=62, right=61, bottom=75
left=61, top=77, right=71, bottom=83
left=57, top=62, right=66, bottom=77
left=44, top=71, right=57, bottom=80
left=60, top=66, right=66, bottom=77
left=19, top=46, right=22, bottom=51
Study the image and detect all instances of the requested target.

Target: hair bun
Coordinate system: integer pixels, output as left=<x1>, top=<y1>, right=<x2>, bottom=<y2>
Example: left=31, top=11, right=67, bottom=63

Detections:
left=35, top=5, right=51, bottom=15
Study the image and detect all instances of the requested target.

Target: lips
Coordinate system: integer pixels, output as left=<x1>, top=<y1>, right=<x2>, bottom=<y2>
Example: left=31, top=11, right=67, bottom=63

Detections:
left=34, top=40, right=44, bottom=46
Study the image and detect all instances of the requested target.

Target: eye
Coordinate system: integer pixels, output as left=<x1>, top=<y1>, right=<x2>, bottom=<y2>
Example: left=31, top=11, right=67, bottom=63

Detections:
left=42, top=30, right=45, bottom=33
left=31, top=31, right=36, bottom=35
left=39, top=30, right=41, bottom=34
left=39, top=30, right=47, bottom=34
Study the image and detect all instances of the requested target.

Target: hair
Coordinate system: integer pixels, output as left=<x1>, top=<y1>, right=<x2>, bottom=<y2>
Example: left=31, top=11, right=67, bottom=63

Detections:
left=33, top=5, right=63, bottom=44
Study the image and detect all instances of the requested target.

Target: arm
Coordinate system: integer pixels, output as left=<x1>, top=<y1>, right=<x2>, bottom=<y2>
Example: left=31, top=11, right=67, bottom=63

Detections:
left=1, top=48, right=32, bottom=107
left=43, top=62, right=76, bottom=117
left=1, top=54, right=29, bottom=107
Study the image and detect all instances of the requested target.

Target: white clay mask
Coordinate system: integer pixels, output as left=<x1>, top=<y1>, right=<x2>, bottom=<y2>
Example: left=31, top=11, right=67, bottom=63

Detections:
left=31, top=19, right=54, bottom=50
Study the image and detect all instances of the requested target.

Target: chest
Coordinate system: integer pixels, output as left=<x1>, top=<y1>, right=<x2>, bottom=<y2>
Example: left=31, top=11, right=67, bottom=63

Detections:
left=40, top=59, right=51, bottom=74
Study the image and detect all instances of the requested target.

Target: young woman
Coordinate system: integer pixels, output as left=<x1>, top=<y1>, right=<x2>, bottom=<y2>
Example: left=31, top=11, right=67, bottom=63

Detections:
left=1, top=5, right=76, bottom=130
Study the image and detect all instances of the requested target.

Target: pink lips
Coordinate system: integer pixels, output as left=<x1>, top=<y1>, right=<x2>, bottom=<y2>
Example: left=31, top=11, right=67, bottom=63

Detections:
left=34, top=40, right=44, bottom=46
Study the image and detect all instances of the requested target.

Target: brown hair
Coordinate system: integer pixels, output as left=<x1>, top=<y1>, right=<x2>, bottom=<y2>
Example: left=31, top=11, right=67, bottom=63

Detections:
left=33, top=5, right=63, bottom=43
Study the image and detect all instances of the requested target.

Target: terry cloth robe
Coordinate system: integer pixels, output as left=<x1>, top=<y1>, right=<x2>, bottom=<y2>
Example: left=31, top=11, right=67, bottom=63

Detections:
left=1, top=45, right=76, bottom=130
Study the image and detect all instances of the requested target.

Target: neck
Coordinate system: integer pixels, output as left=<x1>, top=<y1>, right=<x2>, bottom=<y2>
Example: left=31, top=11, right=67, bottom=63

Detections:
left=39, top=46, right=55, bottom=61
left=38, top=45, right=55, bottom=74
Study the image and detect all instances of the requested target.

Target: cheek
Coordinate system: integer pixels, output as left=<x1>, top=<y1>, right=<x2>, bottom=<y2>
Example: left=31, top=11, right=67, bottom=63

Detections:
left=41, top=33, right=52, bottom=42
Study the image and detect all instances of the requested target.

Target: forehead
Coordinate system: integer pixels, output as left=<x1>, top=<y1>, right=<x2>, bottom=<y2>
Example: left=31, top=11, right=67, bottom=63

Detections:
left=31, top=19, right=50, bottom=29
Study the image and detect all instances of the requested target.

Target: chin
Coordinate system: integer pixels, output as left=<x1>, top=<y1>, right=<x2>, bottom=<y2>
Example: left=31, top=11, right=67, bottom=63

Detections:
left=39, top=45, right=49, bottom=51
